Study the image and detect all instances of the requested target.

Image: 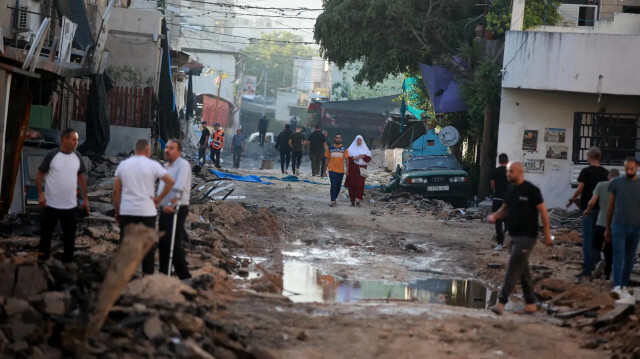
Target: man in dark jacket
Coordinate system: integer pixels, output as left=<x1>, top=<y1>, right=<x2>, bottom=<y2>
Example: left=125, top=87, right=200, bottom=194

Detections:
left=275, top=124, right=292, bottom=174
left=308, top=124, right=326, bottom=176
left=258, top=116, right=269, bottom=146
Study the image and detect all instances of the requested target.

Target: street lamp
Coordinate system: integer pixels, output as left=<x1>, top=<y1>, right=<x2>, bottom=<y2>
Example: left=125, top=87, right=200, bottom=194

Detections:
left=256, top=57, right=268, bottom=117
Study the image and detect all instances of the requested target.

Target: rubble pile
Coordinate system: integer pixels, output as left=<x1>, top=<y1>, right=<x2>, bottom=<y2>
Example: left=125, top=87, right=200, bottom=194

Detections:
left=378, top=192, right=484, bottom=221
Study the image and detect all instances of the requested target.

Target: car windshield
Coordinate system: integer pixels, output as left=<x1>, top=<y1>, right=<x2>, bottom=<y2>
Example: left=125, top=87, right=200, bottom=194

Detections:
left=404, top=156, right=462, bottom=171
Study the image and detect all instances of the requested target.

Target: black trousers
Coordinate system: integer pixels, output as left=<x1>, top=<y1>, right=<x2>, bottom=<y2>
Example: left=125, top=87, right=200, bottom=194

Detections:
left=259, top=130, right=267, bottom=146
left=593, top=225, right=613, bottom=278
left=498, top=236, right=537, bottom=305
left=233, top=147, right=243, bottom=168
left=291, top=151, right=302, bottom=174
left=310, top=152, right=323, bottom=176
left=119, top=215, right=156, bottom=275
left=197, top=144, right=207, bottom=163
left=280, top=150, right=291, bottom=173
left=492, top=199, right=505, bottom=245
left=158, top=206, right=191, bottom=279
left=38, top=206, right=77, bottom=263
left=210, top=147, right=221, bottom=168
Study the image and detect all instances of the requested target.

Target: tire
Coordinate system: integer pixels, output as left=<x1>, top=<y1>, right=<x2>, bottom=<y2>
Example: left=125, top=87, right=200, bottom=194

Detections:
left=451, top=198, right=468, bottom=209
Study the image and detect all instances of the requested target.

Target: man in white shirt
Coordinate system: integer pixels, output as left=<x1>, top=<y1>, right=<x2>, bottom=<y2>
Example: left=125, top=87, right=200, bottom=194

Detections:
left=157, top=140, right=192, bottom=279
left=113, top=139, right=175, bottom=274
left=37, top=129, right=89, bottom=263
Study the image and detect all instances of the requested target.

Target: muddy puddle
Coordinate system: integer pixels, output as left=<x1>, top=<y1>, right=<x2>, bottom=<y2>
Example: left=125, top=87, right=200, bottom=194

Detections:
left=283, top=261, right=494, bottom=309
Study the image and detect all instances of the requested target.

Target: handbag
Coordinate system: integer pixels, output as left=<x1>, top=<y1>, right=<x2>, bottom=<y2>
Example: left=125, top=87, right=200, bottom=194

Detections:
left=359, top=166, right=369, bottom=178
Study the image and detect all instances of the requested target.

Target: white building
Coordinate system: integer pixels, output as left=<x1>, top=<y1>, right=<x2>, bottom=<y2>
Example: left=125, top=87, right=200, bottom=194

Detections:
left=496, top=9, right=640, bottom=209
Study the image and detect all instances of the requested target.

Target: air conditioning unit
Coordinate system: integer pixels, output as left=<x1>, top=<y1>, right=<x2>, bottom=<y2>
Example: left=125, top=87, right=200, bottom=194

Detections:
left=13, top=5, right=30, bottom=32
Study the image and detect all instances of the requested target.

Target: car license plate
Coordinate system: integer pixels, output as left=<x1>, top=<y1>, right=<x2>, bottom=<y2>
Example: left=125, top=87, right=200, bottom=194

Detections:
left=427, top=185, right=449, bottom=191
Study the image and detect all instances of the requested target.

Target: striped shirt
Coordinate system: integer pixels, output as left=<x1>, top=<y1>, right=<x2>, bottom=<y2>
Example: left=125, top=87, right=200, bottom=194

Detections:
left=325, top=145, right=349, bottom=173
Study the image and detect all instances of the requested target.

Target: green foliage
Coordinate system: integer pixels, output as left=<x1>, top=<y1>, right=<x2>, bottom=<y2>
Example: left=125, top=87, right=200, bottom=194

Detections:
left=314, top=0, right=483, bottom=86
left=459, top=60, right=502, bottom=141
left=243, top=32, right=315, bottom=97
left=486, top=0, right=561, bottom=35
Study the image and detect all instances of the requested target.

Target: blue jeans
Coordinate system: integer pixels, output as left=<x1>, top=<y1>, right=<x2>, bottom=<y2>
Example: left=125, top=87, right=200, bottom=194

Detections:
left=611, top=222, right=640, bottom=287
left=329, top=171, right=344, bottom=202
left=581, top=210, right=599, bottom=276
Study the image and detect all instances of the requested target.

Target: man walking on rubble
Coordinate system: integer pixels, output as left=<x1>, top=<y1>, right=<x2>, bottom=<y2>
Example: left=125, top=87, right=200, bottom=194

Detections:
left=490, top=153, right=509, bottom=251
left=209, top=123, right=225, bottom=169
left=308, top=124, right=326, bottom=177
left=605, top=157, right=640, bottom=304
left=114, top=139, right=175, bottom=275
left=37, top=129, right=89, bottom=263
left=231, top=128, right=246, bottom=169
left=488, top=162, right=552, bottom=315
left=197, top=121, right=210, bottom=164
left=157, top=140, right=192, bottom=279
left=275, top=124, right=293, bottom=174
left=289, top=125, right=306, bottom=175
left=584, top=168, right=620, bottom=281
left=567, top=146, right=608, bottom=281
left=324, top=133, right=349, bottom=207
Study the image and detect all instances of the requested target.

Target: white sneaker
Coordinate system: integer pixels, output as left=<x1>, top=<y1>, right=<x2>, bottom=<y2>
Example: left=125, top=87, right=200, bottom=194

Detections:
left=611, top=286, right=623, bottom=300
left=494, top=244, right=503, bottom=251
left=615, top=288, right=636, bottom=305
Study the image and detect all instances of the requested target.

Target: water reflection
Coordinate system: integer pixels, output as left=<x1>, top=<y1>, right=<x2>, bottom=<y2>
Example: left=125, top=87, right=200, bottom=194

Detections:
left=283, top=261, right=490, bottom=309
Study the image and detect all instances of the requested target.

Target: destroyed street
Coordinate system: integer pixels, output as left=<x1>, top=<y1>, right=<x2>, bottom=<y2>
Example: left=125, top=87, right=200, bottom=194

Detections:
left=0, top=160, right=638, bottom=358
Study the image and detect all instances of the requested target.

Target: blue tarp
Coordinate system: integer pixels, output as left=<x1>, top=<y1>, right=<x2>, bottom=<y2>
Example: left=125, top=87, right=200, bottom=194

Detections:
left=210, top=169, right=274, bottom=184
left=419, top=63, right=468, bottom=114
left=261, top=175, right=379, bottom=189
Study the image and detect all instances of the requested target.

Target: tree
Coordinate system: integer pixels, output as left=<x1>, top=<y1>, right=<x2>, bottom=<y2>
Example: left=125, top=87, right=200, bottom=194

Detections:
left=315, top=0, right=559, bottom=200
left=487, top=0, right=561, bottom=35
left=243, top=32, right=315, bottom=97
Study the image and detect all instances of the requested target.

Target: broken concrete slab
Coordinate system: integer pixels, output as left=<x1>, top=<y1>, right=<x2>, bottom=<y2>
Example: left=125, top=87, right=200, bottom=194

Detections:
left=122, top=274, right=197, bottom=303
left=595, top=304, right=634, bottom=329
left=42, top=291, right=69, bottom=316
left=556, top=306, right=600, bottom=319
left=86, top=224, right=158, bottom=338
left=3, top=297, right=31, bottom=317
left=0, top=264, right=16, bottom=297
left=12, top=266, right=48, bottom=299
left=143, top=315, right=164, bottom=340
left=177, top=339, right=216, bottom=359
left=172, top=313, right=205, bottom=334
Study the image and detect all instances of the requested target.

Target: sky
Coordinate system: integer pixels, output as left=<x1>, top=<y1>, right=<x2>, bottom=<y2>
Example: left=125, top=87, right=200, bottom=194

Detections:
left=235, top=0, right=323, bottom=44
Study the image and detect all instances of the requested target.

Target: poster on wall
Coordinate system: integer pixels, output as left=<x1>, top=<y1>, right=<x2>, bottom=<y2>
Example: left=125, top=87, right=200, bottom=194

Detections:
left=546, top=145, right=568, bottom=160
left=544, top=128, right=566, bottom=143
left=523, top=159, right=545, bottom=173
left=522, top=130, right=538, bottom=151
left=242, top=75, right=257, bottom=95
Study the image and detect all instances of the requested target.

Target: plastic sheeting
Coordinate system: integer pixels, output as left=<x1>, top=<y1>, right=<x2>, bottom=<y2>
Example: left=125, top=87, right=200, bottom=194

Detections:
left=158, top=19, right=180, bottom=142
left=210, top=169, right=274, bottom=184
left=58, top=0, right=94, bottom=50
left=419, top=63, right=468, bottom=114
left=78, top=74, right=113, bottom=157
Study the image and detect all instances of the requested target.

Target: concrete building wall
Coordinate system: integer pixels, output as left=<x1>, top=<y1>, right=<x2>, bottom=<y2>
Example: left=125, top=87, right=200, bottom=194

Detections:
left=100, top=6, right=163, bottom=88
left=71, top=120, right=151, bottom=156
left=496, top=89, right=640, bottom=209
left=187, top=52, right=237, bottom=102
left=598, top=0, right=640, bottom=20
left=502, top=30, right=640, bottom=96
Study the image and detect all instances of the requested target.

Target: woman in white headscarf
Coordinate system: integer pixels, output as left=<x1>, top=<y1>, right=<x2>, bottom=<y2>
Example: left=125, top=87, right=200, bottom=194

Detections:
left=344, top=135, right=372, bottom=206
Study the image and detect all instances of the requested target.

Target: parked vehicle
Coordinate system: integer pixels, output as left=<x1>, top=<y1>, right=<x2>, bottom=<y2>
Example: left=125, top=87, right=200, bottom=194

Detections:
left=247, top=132, right=275, bottom=144
left=397, top=155, right=470, bottom=208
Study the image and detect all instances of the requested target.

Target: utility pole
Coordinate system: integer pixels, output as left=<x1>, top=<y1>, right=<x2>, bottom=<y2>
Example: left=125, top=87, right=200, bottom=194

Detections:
left=261, top=59, right=268, bottom=117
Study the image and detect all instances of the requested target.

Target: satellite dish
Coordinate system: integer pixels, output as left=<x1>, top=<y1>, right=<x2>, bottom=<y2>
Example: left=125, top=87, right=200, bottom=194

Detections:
left=438, top=126, right=460, bottom=147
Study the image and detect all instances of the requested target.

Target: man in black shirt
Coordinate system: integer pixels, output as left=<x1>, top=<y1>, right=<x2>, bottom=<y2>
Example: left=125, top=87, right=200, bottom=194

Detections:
left=308, top=124, right=326, bottom=176
left=275, top=125, right=293, bottom=174
left=490, top=153, right=509, bottom=250
left=198, top=121, right=210, bottom=164
left=567, top=146, right=608, bottom=279
left=488, top=162, right=552, bottom=315
left=289, top=126, right=306, bottom=175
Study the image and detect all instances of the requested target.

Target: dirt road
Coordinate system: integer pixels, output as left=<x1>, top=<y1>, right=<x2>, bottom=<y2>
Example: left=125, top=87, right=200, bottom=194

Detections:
left=208, top=167, right=623, bottom=358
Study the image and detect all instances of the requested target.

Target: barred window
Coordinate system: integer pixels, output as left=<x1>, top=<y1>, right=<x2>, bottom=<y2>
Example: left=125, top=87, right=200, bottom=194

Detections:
left=573, top=112, right=640, bottom=165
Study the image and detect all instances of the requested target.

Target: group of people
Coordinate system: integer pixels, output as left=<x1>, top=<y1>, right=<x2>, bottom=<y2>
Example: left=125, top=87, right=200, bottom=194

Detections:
left=274, top=124, right=373, bottom=207
left=38, top=130, right=193, bottom=279
left=487, top=147, right=639, bottom=315
left=197, top=121, right=247, bottom=169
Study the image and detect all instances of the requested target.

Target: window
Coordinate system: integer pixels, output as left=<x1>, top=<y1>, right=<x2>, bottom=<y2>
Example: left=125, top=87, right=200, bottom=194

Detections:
left=578, top=6, right=596, bottom=26
left=573, top=112, right=640, bottom=164
left=623, top=6, right=640, bottom=14
left=14, top=6, right=29, bottom=30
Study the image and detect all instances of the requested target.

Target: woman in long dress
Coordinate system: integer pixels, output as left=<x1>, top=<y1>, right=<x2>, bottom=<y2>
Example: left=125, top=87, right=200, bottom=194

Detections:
left=344, top=135, right=372, bottom=207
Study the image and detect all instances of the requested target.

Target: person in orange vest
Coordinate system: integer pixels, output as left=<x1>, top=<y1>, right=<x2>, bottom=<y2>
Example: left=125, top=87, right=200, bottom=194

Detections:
left=209, top=123, right=225, bottom=169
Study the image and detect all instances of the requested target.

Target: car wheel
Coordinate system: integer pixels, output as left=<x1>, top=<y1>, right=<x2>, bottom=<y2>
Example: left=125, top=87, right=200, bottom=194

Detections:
left=451, top=198, right=468, bottom=209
